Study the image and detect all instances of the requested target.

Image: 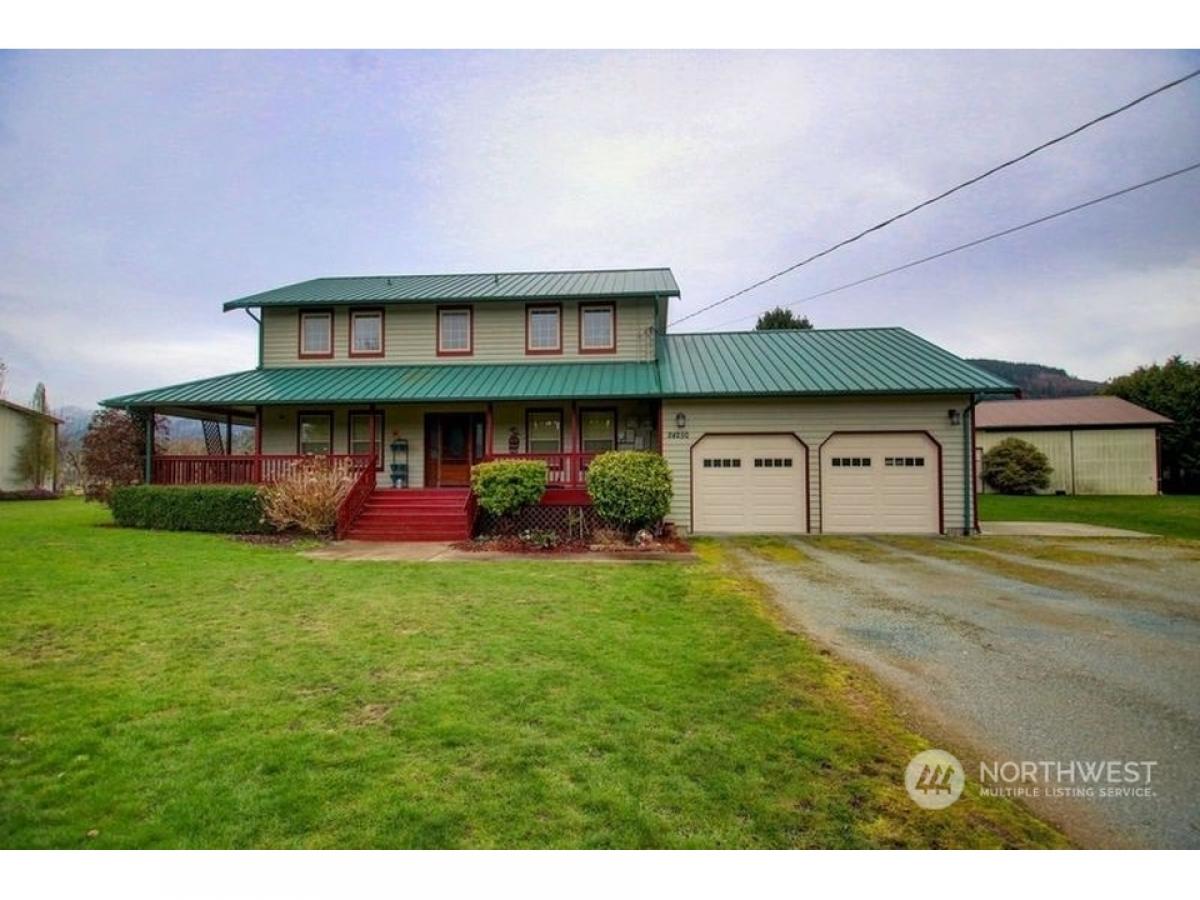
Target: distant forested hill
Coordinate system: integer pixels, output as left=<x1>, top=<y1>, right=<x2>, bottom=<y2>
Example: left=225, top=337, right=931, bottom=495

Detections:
left=966, top=359, right=1102, bottom=398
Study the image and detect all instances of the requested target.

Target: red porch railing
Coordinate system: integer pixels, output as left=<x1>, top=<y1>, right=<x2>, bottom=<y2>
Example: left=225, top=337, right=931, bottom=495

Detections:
left=484, top=452, right=599, bottom=489
left=152, top=454, right=372, bottom=485
left=334, top=458, right=380, bottom=539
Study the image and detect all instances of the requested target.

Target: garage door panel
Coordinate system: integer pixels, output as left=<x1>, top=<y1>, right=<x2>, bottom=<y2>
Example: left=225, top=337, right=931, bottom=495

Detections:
left=693, top=435, right=807, bottom=534
left=821, top=433, right=938, bottom=534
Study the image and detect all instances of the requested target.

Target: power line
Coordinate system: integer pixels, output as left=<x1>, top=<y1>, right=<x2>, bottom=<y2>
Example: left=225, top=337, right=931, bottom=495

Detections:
left=668, top=65, right=1200, bottom=328
left=703, top=161, right=1200, bottom=330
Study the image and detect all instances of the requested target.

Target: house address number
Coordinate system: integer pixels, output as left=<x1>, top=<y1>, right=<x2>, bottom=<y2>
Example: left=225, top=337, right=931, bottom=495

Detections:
left=668, top=430, right=690, bottom=440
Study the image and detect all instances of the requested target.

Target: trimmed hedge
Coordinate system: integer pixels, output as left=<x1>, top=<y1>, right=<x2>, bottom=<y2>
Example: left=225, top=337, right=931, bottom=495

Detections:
left=586, top=451, right=673, bottom=531
left=470, top=459, right=548, bottom=518
left=109, top=485, right=270, bottom=533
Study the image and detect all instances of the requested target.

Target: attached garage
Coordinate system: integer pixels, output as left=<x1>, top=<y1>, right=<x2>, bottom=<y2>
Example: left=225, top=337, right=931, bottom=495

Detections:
left=658, top=329, right=1020, bottom=535
left=691, top=434, right=807, bottom=533
left=819, top=432, right=940, bottom=533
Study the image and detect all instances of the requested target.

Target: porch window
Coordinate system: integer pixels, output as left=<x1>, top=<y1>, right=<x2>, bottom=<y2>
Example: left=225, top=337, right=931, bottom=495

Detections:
left=350, top=310, right=383, bottom=356
left=438, top=307, right=473, bottom=355
left=580, top=304, right=615, bottom=352
left=297, top=413, right=332, bottom=455
left=299, top=312, right=333, bottom=357
left=348, top=412, right=384, bottom=470
left=526, top=410, right=563, bottom=454
left=526, top=305, right=561, bottom=353
left=580, top=409, right=616, bottom=452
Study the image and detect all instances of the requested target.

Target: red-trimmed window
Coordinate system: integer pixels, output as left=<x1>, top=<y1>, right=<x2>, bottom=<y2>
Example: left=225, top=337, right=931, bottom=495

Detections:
left=437, top=307, right=473, bottom=355
left=579, top=303, right=616, bottom=353
left=526, top=304, right=562, bottom=354
left=299, top=311, right=333, bottom=358
left=348, top=412, right=384, bottom=470
left=350, top=310, right=384, bottom=357
left=526, top=409, right=563, bottom=453
left=580, top=409, right=617, bottom=452
left=297, top=413, right=333, bottom=455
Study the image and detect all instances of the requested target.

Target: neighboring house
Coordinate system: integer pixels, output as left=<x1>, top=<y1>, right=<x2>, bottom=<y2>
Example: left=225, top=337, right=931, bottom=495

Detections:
left=0, top=398, right=62, bottom=493
left=101, top=268, right=1014, bottom=538
left=976, top=396, right=1172, bottom=495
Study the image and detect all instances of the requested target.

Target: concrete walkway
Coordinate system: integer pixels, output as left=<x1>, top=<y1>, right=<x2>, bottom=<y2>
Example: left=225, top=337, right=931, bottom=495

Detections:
left=302, top=540, right=696, bottom=563
left=982, top=520, right=1152, bottom=538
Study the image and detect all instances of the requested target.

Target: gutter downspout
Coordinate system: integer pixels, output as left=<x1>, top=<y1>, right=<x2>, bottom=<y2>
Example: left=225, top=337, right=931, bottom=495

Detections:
left=963, top=394, right=981, bottom=535
left=244, top=309, right=263, bottom=369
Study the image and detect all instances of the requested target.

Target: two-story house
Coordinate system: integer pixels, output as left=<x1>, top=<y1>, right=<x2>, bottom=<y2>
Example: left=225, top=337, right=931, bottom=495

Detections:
left=102, top=267, right=1014, bottom=539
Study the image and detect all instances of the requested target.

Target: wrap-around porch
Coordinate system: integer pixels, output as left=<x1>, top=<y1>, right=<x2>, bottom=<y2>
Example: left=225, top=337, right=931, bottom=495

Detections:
left=148, top=398, right=662, bottom=505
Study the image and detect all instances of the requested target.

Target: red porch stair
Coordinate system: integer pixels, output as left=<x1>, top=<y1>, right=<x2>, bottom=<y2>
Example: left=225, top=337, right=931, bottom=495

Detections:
left=344, top=489, right=475, bottom=542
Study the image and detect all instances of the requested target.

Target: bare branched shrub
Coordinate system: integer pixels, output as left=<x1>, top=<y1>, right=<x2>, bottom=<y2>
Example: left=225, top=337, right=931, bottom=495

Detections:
left=259, top=457, right=355, bottom=535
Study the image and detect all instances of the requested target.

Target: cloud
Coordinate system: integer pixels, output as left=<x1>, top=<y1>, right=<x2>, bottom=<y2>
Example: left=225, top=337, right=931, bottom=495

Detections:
left=0, top=50, right=1197, bottom=404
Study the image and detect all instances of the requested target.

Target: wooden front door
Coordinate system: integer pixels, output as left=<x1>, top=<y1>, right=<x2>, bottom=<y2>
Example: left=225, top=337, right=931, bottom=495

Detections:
left=424, top=413, right=483, bottom=487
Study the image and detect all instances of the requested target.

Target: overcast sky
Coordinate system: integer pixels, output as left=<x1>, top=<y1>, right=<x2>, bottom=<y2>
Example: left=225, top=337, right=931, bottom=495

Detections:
left=1, top=50, right=1197, bottom=408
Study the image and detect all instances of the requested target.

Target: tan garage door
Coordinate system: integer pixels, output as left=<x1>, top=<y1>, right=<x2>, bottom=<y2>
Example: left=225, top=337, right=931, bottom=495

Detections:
left=821, top=433, right=939, bottom=533
left=692, top=434, right=807, bottom=533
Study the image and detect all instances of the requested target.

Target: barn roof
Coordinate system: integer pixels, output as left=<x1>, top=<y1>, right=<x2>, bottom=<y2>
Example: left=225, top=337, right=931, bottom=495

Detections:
left=976, top=396, right=1173, bottom=429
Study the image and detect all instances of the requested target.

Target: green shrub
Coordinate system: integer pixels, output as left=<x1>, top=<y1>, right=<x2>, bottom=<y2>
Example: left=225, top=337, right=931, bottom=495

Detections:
left=470, top=460, right=547, bottom=518
left=982, top=438, right=1053, bottom=495
left=586, top=451, right=672, bottom=531
left=110, top=485, right=269, bottom=533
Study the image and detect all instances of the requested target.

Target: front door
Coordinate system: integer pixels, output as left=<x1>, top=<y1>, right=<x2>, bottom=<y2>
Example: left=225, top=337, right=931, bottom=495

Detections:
left=424, top=413, right=482, bottom=487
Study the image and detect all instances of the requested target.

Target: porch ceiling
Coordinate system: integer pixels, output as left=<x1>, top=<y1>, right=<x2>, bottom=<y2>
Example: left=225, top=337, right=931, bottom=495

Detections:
left=101, top=361, right=661, bottom=409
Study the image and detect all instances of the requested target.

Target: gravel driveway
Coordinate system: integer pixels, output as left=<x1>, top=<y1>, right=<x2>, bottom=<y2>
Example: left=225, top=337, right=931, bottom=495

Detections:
left=733, top=534, right=1200, bottom=848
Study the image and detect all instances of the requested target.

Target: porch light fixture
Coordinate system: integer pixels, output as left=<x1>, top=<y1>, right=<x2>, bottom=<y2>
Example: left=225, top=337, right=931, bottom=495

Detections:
left=948, top=409, right=961, bottom=426
left=675, top=412, right=687, bottom=429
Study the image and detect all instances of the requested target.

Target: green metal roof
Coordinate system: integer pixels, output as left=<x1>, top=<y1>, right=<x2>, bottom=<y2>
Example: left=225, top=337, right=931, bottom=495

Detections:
left=223, top=268, right=680, bottom=311
left=102, top=361, right=662, bottom=408
left=657, top=328, right=1016, bottom=396
left=101, top=328, right=1015, bottom=410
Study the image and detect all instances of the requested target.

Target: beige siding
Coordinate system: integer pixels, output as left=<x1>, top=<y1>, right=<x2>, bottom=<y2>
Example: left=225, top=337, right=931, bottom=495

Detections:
left=979, top=427, right=1158, bottom=495
left=977, top=430, right=1073, bottom=494
left=1074, top=429, right=1158, bottom=495
left=662, top=395, right=973, bottom=534
left=0, top=405, right=55, bottom=492
left=261, top=298, right=658, bottom=367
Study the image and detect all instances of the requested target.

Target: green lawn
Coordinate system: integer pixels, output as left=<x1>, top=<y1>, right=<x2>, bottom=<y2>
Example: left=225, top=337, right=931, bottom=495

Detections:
left=978, top=493, right=1200, bottom=540
left=0, top=499, right=1064, bottom=848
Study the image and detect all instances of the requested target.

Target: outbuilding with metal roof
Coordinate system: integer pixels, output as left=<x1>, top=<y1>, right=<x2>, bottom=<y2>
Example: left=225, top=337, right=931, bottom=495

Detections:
left=976, top=396, right=1172, bottom=495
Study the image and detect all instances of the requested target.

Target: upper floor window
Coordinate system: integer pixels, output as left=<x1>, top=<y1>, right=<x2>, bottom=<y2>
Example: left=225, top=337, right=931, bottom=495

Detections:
left=526, top=304, right=562, bottom=354
left=350, top=310, right=384, bottom=357
left=299, top=311, right=333, bottom=358
left=579, top=303, right=616, bottom=353
left=437, top=306, right=473, bottom=356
